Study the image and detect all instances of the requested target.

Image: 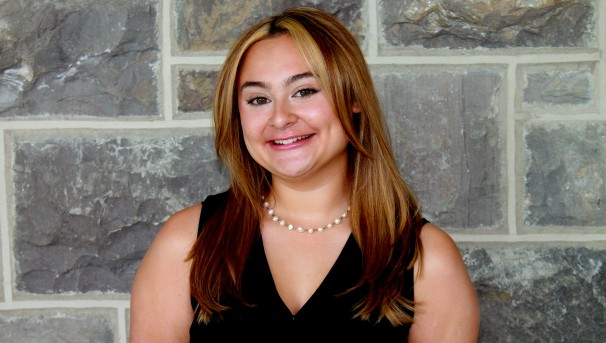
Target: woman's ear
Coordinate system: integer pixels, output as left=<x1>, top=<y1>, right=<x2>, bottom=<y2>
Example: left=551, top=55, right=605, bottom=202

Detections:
left=352, top=102, right=361, bottom=113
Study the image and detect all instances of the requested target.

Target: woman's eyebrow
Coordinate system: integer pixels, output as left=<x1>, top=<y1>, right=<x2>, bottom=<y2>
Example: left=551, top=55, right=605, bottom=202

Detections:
left=284, top=72, right=314, bottom=86
left=240, top=72, right=315, bottom=93
left=240, top=81, right=269, bottom=92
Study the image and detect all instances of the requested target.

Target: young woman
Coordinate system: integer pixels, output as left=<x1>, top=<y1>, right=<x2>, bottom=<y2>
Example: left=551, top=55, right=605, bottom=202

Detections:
left=130, top=7, right=480, bottom=342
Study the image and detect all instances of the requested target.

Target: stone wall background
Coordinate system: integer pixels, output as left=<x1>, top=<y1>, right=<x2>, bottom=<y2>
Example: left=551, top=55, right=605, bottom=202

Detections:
left=0, top=0, right=604, bottom=342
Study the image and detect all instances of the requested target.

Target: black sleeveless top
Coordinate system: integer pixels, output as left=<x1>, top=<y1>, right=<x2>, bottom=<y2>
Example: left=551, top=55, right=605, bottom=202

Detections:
left=190, top=192, right=423, bottom=341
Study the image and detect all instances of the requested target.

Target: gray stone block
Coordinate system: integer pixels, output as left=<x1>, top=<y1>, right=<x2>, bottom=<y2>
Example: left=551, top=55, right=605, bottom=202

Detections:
left=372, top=66, right=506, bottom=230
left=518, top=62, right=596, bottom=114
left=0, top=309, right=117, bottom=343
left=380, top=0, right=596, bottom=50
left=0, top=0, right=159, bottom=117
left=0, top=220, right=3, bottom=302
left=9, top=129, right=229, bottom=294
left=174, top=0, right=365, bottom=53
left=176, top=67, right=219, bottom=115
left=462, top=243, right=606, bottom=343
left=523, top=123, right=606, bottom=227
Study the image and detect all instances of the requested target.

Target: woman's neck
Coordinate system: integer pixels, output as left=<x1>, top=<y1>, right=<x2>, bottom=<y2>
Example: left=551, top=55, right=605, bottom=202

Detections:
left=267, top=174, right=350, bottom=226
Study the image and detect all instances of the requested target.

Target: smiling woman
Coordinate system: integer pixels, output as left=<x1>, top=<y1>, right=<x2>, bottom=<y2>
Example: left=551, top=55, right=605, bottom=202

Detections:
left=238, top=34, right=350, bottom=182
left=129, top=6, right=480, bottom=342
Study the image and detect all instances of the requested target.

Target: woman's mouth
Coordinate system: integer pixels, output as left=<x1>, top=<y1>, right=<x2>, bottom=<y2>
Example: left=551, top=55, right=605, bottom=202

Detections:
left=273, top=135, right=311, bottom=145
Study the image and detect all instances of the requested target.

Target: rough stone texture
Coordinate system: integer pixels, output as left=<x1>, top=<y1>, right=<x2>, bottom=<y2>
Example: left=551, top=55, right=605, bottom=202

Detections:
left=524, top=123, right=606, bottom=227
left=380, top=0, right=596, bottom=50
left=0, top=0, right=159, bottom=117
left=372, top=66, right=505, bottom=230
left=176, top=67, right=219, bottom=114
left=174, top=0, right=365, bottom=53
left=0, top=1, right=603, bottom=342
left=0, top=309, right=116, bottom=342
left=10, top=129, right=229, bottom=294
left=519, top=62, right=596, bottom=113
left=463, top=243, right=606, bottom=343
left=0, top=220, right=3, bottom=302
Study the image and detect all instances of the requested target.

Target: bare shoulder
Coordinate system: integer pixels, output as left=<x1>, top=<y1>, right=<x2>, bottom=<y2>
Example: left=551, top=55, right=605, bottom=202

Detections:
left=130, top=203, right=202, bottom=343
left=418, top=222, right=465, bottom=272
left=408, top=221, right=480, bottom=343
left=155, top=204, right=203, bottom=244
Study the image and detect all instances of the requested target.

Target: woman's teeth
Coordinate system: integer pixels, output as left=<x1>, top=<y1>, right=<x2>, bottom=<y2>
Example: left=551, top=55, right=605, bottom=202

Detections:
left=274, top=135, right=310, bottom=145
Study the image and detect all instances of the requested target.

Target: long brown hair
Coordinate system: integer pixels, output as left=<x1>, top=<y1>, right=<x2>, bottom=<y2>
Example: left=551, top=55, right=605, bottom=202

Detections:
left=188, top=6, right=423, bottom=326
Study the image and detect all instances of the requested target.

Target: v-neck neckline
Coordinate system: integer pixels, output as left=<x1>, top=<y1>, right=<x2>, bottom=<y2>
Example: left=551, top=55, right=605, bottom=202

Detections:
left=257, top=233, right=356, bottom=317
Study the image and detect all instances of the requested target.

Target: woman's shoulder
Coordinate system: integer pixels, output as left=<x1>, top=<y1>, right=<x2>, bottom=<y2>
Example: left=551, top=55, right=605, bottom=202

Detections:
left=410, top=221, right=480, bottom=342
left=135, top=204, right=202, bottom=273
left=164, top=190, right=230, bottom=240
left=130, top=203, right=202, bottom=341
left=416, top=221, right=469, bottom=280
left=419, top=222, right=459, bottom=258
left=158, top=203, right=203, bottom=244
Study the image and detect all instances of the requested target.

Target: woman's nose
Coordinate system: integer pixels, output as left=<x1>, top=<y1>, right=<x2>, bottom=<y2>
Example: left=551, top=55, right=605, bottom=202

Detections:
left=269, top=100, right=296, bottom=129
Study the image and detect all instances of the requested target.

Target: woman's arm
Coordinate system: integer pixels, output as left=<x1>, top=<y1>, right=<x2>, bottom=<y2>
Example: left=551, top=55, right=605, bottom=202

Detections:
left=408, top=222, right=480, bottom=343
left=129, top=204, right=201, bottom=342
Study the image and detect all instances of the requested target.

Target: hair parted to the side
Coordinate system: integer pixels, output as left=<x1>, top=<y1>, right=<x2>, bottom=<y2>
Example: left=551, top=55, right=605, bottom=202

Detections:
left=188, top=7, right=424, bottom=326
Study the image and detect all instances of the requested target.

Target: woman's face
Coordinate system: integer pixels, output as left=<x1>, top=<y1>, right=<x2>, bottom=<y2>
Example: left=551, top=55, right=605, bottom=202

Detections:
left=237, top=34, right=350, bottom=183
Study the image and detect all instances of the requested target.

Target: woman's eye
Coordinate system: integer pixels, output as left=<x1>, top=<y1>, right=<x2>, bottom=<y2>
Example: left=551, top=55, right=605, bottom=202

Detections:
left=295, top=88, right=318, bottom=98
left=246, top=97, right=270, bottom=105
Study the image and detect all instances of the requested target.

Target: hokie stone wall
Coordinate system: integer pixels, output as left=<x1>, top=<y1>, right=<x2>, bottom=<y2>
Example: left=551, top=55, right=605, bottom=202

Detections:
left=0, top=0, right=604, bottom=342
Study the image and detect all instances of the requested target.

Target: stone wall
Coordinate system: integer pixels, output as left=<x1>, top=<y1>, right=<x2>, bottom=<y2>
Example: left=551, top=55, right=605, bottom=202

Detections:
left=0, top=0, right=604, bottom=342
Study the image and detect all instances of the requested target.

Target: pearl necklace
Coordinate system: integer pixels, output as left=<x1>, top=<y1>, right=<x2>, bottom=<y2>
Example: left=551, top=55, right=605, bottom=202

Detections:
left=262, top=198, right=350, bottom=233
